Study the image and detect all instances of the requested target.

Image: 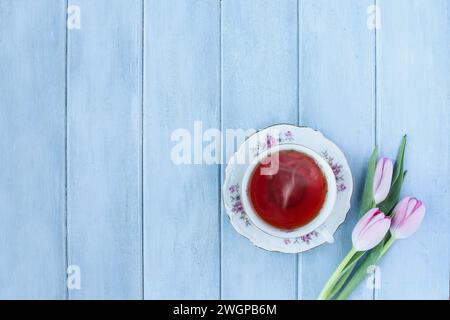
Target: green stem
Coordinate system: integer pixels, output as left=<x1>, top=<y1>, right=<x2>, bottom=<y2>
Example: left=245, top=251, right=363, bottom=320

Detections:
left=327, top=263, right=356, bottom=299
left=317, top=247, right=358, bottom=300
left=335, top=236, right=396, bottom=300
left=380, top=235, right=395, bottom=256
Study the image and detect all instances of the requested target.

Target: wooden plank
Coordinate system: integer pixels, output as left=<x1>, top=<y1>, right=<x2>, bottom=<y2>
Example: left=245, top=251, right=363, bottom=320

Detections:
left=376, top=0, right=450, bottom=299
left=221, top=0, right=299, bottom=299
left=0, top=0, right=67, bottom=299
left=67, top=0, right=143, bottom=299
left=143, top=0, right=221, bottom=299
left=297, top=0, right=376, bottom=300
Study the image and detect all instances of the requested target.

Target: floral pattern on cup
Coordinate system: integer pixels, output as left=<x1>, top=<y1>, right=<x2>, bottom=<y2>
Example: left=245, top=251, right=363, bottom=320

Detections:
left=228, top=184, right=251, bottom=226
left=322, top=151, right=346, bottom=192
left=251, top=131, right=294, bottom=157
left=283, top=231, right=319, bottom=245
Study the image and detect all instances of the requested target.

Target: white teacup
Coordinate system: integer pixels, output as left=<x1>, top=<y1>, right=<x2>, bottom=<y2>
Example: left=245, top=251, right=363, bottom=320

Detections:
left=241, top=144, right=337, bottom=240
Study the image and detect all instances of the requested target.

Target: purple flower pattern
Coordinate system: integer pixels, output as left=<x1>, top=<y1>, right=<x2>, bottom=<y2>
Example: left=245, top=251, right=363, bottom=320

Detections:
left=283, top=231, right=319, bottom=245
left=228, top=184, right=251, bottom=226
left=322, top=151, right=346, bottom=192
left=251, top=131, right=295, bottom=157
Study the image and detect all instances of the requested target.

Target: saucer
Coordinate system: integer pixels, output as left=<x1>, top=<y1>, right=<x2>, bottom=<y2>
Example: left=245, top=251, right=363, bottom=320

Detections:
left=222, top=124, right=353, bottom=253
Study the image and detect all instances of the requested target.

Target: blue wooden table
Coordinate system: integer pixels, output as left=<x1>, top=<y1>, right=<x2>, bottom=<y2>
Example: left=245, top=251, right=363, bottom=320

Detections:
left=0, top=0, right=449, bottom=300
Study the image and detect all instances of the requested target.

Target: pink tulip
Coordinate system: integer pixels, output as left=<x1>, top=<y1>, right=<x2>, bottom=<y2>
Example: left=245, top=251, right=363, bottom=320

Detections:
left=373, top=157, right=394, bottom=204
left=352, top=208, right=391, bottom=251
left=390, top=197, right=426, bottom=239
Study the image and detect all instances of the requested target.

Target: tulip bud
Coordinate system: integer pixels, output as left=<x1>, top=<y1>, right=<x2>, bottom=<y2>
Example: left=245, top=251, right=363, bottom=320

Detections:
left=352, top=208, right=391, bottom=251
left=390, top=197, right=425, bottom=239
left=373, top=157, right=394, bottom=204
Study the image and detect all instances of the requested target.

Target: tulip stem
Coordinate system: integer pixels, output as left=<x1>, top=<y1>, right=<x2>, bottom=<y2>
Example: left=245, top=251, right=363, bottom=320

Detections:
left=335, top=235, right=397, bottom=300
left=318, top=247, right=359, bottom=300
left=380, top=235, right=396, bottom=256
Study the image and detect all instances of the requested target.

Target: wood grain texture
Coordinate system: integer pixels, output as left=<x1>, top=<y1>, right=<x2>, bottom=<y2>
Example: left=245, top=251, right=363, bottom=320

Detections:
left=221, top=0, right=299, bottom=299
left=67, top=0, right=143, bottom=299
left=0, top=0, right=67, bottom=299
left=143, top=0, right=221, bottom=299
left=375, top=0, right=450, bottom=299
left=297, top=0, right=376, bottom=300
left=0, top=0, right=448, bottom=300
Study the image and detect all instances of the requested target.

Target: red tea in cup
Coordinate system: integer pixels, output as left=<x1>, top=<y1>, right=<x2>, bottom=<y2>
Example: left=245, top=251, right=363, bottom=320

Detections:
left=248, top=150, right=328, bottom=230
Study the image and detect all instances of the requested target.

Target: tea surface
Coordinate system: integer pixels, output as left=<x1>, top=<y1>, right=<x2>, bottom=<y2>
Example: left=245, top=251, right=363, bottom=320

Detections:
left=249, top=150, right=328, bottom=230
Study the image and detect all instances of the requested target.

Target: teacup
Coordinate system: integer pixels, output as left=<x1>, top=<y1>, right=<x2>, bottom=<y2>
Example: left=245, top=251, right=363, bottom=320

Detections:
left=241, top=144, right=337, bottom=240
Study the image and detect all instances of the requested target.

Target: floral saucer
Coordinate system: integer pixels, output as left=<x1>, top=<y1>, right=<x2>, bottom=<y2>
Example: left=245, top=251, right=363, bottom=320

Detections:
left=222, top=124, right=353, bottom=253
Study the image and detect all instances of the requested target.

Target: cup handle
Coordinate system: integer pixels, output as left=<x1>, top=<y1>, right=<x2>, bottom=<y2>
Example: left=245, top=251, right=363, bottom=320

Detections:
left=316, top=225, right=334, bottom=244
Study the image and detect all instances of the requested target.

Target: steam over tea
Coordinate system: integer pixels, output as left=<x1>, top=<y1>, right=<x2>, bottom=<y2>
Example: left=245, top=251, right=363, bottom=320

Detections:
left=249, top=150, right=328, bottom=230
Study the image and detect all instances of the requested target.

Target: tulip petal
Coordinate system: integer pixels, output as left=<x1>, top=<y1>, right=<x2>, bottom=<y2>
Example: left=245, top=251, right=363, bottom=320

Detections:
left=391, top=198, right=426, bottom=239
left=373, top=160, right=384, bottom=193
left=353, top=217, right=391, bottom=251
left=392, top=197, right=411, bottom=222
left=373, top=158, right=394, bottom=204
left=352, top=208, right=380, bottom=241
left=363, top=210, right=387, bottom=233
left=352, top=208, right=391, bottom=251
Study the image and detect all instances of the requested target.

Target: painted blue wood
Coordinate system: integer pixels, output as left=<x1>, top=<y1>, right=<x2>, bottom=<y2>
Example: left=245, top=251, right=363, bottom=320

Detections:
left=0, top=0, right=67, bottom=299
left=143, top=0, right=221, bottom=299
left=0, top=0, right=448, bottom=300
left=375, top=0, right=450, bottom=299
left=67, top=0, right=143, bottom=299
left=297, top=0, right=376, bottom=300
left=221, top=0, right=299, bottom=299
